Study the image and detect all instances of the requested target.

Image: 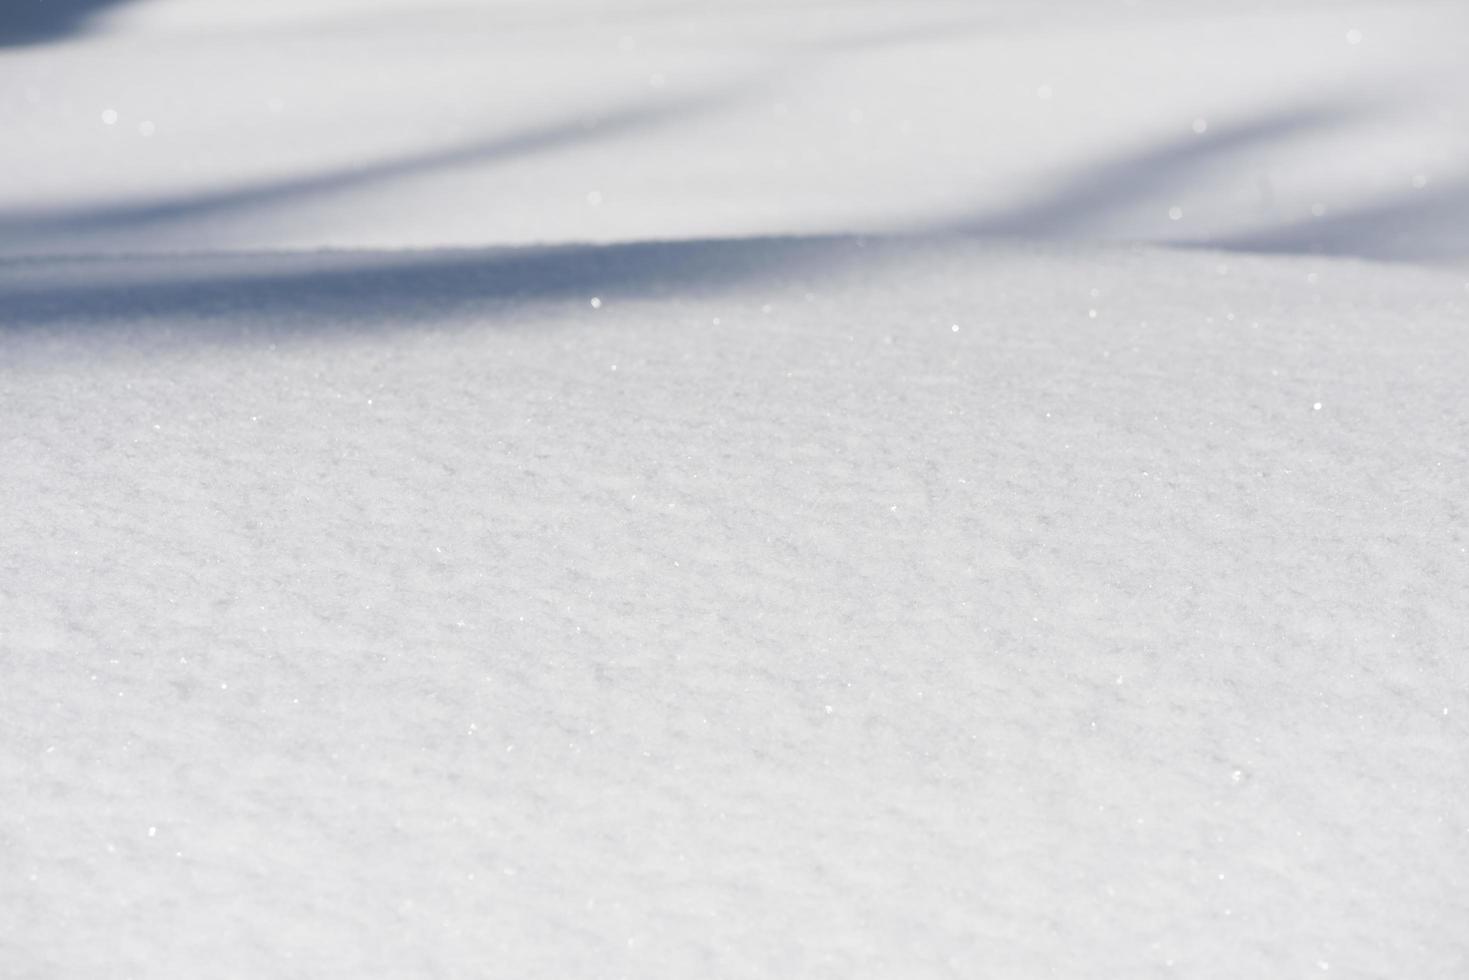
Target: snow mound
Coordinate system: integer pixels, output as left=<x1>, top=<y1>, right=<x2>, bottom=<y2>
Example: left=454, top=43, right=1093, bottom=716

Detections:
left=4, top=238, right=1467, bottom=975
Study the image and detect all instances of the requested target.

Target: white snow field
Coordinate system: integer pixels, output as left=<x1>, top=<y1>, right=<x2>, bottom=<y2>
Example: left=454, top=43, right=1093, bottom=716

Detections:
left=3, top=1, right=1468, bottom=977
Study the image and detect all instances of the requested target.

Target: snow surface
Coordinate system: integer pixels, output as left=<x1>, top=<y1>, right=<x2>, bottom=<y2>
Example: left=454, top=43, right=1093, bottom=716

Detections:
left=3, top=1, right=1469, bottom=977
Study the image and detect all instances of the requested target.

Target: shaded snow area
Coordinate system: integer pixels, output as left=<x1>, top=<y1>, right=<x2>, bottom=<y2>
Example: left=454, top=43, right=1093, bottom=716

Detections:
left=3, top=2, right=1469, bottom=978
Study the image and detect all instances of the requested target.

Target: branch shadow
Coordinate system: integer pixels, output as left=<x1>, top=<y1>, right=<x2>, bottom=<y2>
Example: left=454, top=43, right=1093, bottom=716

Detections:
left=3, top=28, right=1464, bottom=343
left=1, top=0, right=1007, bottom=253
left=0, top=235, right=871, bottom=335
left=6, top=88, right=1464, bottom=340
left=938, top=99, right=1366, bottom=238
left=925, top=92, right=1469, bottom=264
left=1194, top=176, right=1469, bottom=263
left=0, top=85, right=747, bottom=245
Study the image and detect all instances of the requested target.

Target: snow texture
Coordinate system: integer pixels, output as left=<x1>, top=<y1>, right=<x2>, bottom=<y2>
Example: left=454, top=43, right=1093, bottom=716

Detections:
left=3, top=1, right=1469, bottom=977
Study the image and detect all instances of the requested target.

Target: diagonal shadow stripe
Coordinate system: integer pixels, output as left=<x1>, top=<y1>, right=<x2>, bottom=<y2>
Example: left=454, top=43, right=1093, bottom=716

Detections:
left=0, top=84, right=748, bottom=243
left=0, top=234, right=878, bottom=335
left=1196, top=175, right=1469, bottom=262
left=934, top=99, right=1370, bottom=238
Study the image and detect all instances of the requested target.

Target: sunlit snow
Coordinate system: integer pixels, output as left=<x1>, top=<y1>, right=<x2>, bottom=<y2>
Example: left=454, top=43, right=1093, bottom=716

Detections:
left=2, top=0, right=1468, bottom=977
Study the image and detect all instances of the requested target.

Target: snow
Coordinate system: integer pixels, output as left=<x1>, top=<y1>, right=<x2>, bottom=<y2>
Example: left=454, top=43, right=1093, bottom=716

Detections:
left=3, top=1, right=1469, bottom=977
